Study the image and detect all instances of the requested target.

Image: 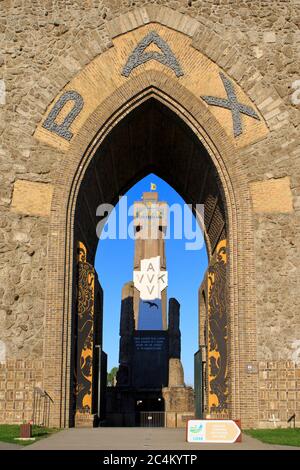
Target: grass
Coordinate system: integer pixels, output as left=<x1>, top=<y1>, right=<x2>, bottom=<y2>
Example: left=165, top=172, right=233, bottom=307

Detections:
left=244, top=428, right=300, bottom=447
left=0, top=424, right=59, bottom=446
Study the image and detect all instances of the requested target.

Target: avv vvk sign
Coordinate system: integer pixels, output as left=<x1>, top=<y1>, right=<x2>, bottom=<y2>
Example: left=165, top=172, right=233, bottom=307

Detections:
left=187, top=420, right=241, bottom=444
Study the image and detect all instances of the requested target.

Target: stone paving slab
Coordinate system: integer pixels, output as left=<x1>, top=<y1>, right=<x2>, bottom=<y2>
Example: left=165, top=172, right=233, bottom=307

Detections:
left=23, top=428, right=300, bottom=451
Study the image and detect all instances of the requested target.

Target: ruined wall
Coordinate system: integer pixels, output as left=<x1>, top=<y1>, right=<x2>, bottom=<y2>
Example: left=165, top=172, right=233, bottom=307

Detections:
left=0, top=0, right=299, bottom=425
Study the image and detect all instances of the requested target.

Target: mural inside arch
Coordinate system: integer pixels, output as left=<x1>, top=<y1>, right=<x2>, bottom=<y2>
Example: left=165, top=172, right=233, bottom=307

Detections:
left=75, top=242, right=95, bottom=415
left=207, top=239, right=229, bottom=415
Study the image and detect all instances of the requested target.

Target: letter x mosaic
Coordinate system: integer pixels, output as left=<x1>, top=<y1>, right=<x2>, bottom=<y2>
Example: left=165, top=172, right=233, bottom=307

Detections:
left=201, top=72, right=260, bottom=138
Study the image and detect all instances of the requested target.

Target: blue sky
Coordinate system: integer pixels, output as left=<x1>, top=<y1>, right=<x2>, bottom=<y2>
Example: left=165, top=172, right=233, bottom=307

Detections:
left=95, top=174, right=208, bottom=385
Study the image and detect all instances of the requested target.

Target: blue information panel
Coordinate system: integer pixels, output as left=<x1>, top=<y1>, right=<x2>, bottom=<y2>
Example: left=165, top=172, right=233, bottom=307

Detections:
left=134, top=335, right=166, bottom=351
left=132, top=331, right=169, bottom=388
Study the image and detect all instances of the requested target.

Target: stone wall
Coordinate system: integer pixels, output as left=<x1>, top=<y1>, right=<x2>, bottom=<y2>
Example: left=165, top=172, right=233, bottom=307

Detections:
left=0, top=1, right=112, bottom=368
left=0, top=1, right=299, bottom=427
left=0, top=213, right=48, bottom=359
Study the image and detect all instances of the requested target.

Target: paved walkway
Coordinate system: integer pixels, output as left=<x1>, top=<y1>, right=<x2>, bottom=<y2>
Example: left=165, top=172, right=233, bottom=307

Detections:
left=22, top=428, right=299, bottom=451
left=0, top=441, right=23, bottom=450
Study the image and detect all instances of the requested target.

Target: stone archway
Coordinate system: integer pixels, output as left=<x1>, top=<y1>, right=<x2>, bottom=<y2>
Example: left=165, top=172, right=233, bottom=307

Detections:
left=42, top=80, right=258, bottom=428
left=2, top=2, right=297, bottom=432
left=73, top=97, right=228, bottom=426
left=32, top=19, right=270, bottom=428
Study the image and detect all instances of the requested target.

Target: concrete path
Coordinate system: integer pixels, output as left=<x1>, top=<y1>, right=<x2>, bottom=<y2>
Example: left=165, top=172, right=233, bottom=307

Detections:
left=0, top=441, right=22, bottom=450
left=23, top=427, right=299, bottom=451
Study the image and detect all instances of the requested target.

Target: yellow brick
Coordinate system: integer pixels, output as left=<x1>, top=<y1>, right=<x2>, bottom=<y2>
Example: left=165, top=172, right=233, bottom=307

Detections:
left=250, top=177, right=293, bottom=213
left=11, top=180, right=53, bottom=217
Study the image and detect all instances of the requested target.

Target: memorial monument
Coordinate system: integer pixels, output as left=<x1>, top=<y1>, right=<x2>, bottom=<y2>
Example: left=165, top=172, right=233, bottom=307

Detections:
left=106, top=188, right=194, bottom=427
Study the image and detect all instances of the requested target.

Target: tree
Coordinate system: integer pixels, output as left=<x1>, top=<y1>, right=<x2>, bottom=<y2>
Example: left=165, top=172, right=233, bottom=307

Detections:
left=107, top=367, right=118, bottom=387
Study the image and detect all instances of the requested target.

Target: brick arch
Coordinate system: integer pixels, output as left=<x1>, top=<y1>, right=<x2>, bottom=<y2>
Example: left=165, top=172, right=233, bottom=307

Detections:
left=105, top=5, right=284, bottom=128
left=74, top=97, right=227, bottom=263
left=31, top=4, right=283, bottom=138
left=43, top=68, right=258, bottom=427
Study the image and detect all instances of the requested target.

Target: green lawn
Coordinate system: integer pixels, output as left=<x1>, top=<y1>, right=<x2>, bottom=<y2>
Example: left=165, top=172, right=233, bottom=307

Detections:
left=245, top=428, right=300, bottom=447
left=0, top=424, right=59, bottom=446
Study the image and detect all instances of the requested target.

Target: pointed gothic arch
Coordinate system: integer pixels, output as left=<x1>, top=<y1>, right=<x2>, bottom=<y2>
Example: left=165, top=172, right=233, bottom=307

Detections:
left=28, top=11, right=273, bottom=427
left=41, top=68, right=258, bottom=427
left=0, top=1, right=295, bottom=433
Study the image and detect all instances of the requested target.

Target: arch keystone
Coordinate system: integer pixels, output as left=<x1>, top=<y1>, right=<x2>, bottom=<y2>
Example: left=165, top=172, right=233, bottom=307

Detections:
left=121, top=30, right=184, bottom=78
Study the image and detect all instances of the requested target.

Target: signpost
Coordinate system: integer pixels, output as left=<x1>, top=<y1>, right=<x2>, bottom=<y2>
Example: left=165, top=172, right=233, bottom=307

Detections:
left=187, top=420, right=241, bottom=444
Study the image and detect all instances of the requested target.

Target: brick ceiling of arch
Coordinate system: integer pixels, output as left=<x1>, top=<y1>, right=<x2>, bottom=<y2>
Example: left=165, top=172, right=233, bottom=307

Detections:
left=75, top=99, right=226, bottom=263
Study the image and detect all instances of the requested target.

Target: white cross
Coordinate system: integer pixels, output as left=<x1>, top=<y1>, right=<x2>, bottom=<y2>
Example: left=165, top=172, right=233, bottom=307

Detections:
left=133, top=256, right=168, bottom=300
left=269, top=414, right=280, bottom=428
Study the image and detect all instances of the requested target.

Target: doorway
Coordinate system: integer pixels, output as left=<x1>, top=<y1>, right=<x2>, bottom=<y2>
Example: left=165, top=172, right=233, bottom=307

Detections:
left=70, top=98, right=228, bottom=426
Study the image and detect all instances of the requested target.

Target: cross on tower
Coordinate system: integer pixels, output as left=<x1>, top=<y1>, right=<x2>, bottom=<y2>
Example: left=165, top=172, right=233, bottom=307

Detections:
left=201, top=72, right=260, bottom=138
left=133, top=256, right=168, bottom=301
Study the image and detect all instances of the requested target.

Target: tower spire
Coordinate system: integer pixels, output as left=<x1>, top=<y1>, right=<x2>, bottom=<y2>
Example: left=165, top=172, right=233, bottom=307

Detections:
left=132, top=191, right=168, bottom=330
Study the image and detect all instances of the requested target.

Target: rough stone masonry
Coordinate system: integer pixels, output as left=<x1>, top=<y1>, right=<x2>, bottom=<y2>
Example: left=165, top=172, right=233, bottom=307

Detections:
left=0, top=0, right=299, bottom=428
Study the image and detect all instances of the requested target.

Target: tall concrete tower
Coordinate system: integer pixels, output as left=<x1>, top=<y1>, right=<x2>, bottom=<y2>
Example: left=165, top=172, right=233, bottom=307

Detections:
left=133, top=191, right=168, bottom=330
left=110, top=187, right=194, bottom=427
